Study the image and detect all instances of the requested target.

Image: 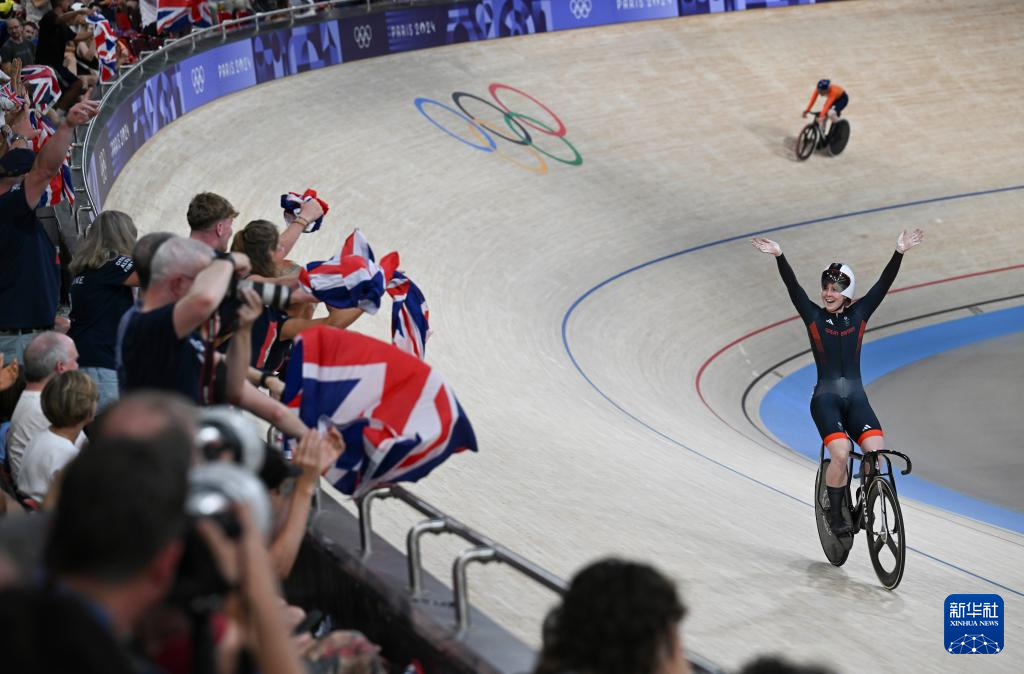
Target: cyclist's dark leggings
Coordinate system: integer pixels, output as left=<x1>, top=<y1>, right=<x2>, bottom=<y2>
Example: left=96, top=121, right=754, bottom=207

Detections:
left=810, top=378, right=883, bottom=447
left=831, top=92, right=849, bottom=116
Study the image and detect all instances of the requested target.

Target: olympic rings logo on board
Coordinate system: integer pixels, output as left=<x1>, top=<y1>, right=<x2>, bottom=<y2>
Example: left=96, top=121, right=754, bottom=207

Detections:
left=569, top=0, right=593, bottom=20
left=414, top=83, right=582, bottom=175
left=190, top=66, right=206, bottom=94
left=353, top=25, right=373, bottom=50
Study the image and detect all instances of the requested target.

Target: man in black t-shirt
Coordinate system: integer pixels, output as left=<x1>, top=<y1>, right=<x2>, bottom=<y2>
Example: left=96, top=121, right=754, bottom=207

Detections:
left=34, top=0, right=92, bottom=111
left=0, top=99, right=99, bottom=365
left=120, top=236, right=251, bottom=404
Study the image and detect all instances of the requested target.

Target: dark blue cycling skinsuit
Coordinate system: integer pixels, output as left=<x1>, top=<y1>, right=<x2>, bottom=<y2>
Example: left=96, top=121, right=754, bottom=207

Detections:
left=775, top=250, right=904, bottom=447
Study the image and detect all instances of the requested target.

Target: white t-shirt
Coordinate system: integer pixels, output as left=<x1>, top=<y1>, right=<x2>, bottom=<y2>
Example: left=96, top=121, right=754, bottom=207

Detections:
left=16, top=429, right=79, bottom=502
left=7, top=390, right=86, bottom=481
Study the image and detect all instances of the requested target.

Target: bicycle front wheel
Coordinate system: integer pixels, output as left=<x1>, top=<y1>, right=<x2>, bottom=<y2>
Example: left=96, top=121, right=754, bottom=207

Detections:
left=865, top=478, right=907, bottom=590
left=796, top=123, right=818, bottom=161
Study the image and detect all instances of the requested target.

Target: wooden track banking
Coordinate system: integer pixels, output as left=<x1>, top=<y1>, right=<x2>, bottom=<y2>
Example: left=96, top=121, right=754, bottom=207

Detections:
left=107, top=1, right=1024, bottom=671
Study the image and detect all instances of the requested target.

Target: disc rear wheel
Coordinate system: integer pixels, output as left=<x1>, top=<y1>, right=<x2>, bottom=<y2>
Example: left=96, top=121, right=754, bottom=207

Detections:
left=815, top=459, right=852, bottom=566
left=865, top=478, right=906, bottom=590
left=828, top=119, right=851, bottom=156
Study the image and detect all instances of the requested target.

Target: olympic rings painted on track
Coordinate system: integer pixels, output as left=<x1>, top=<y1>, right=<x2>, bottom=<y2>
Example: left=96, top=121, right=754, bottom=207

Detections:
left=452, top=91, right=531, bottom=146
left=488, top=83, right=567, bottom=137
left=504, top=113, right=582, bottom=166
left=414, top=98, right=496, bottom=153
left=414, top=83, right=582, bottom=174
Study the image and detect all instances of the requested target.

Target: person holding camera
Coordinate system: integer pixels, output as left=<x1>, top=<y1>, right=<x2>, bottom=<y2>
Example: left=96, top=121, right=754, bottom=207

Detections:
left=120, top=236, right=250, bottom=404
left=228, top=218, right=361, bottom=380
left=0, top=428, right=308, bottom=674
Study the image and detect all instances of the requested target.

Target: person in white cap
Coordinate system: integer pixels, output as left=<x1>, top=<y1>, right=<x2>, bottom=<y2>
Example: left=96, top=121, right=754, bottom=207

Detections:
left=752, top=228, right=924, bottom=534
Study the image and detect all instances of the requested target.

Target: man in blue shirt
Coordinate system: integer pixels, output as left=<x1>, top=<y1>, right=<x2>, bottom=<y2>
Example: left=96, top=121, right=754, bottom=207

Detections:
left=0, top=98, right=99, bottom=364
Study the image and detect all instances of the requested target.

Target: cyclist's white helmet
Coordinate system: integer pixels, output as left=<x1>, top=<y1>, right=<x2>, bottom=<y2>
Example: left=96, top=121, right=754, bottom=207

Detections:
left=822, top=263, right=856, bottom=300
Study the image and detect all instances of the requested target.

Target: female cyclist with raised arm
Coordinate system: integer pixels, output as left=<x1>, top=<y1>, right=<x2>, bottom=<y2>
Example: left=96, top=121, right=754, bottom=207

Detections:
left=751, top=229, right=924, bottom=534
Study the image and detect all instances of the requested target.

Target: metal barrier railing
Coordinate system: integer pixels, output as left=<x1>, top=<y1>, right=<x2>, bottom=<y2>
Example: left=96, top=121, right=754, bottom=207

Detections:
left=358, top=485, right=567, bottom=635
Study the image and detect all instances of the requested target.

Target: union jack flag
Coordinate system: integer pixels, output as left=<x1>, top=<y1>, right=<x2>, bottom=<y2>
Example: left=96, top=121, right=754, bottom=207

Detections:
left=19, top=66, right=61, bottom=113
left=280, top=188, right=330, bottom=233
left=86, top=14, right=119, bottom=82
left=156, top=0, right=215, bottom=34
left=299, top=229, right=398, bottom=314
left=0, top=83, right=26, bottom=111
left=282, top=326, right=477, bottom=496
left=29, top=111, right=74, bottom=207
left=387, top=271, right=431, bottom=360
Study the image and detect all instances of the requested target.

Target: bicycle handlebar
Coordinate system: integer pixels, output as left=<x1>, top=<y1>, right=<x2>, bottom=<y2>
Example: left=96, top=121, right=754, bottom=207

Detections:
left=851, top=449, right=913, bottom=476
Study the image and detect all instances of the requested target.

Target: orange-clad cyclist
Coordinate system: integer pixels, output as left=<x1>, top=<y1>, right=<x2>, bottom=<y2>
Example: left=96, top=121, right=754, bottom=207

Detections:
left=803, top=79, right=848, bottom=131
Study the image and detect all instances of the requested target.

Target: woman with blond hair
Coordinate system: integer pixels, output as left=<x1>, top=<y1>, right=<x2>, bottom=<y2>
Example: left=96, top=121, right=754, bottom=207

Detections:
left=68, top=210, right=139, bottom=411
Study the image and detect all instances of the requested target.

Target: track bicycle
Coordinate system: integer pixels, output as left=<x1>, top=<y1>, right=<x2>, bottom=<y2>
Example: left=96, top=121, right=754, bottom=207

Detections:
left=796, top=110, right=851, bottom=160
left=814, top=442, right=912, bottom=589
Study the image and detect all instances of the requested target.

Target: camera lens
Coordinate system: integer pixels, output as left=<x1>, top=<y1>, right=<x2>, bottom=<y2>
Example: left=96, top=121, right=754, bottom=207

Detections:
left=237, top=279, right=291, bottom=311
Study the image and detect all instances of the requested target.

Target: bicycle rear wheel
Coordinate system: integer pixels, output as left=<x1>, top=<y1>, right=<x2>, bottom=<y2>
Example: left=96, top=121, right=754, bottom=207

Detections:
left=796, top=123, right=818, bottom=161
left=815, top=459, right=852, bottom=566
left=865, top=478, right=907, bottom=590
left=828, top=120, right=851, bottom=156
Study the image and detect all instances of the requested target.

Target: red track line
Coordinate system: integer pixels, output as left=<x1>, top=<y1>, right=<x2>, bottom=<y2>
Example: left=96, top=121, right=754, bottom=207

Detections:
left=695, top=262, right=1024, bottom=427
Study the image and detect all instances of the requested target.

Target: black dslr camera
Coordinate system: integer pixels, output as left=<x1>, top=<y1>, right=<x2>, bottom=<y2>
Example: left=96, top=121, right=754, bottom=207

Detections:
left=169, top=408, right=271, bottom=610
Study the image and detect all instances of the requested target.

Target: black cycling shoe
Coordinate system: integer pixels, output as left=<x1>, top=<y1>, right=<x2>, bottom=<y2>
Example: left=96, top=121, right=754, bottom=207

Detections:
left=831, top=517, right=853, bottom=536
left=826, top=486, right=852, bottom=535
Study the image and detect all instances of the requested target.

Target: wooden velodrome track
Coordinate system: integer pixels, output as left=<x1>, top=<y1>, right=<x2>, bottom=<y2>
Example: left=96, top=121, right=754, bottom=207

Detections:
left=105, top=1, right=1023, bottom=671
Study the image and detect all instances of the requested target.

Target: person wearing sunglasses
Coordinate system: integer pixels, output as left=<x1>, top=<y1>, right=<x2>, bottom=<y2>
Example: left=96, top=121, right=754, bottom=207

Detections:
left=752, top=229, right=924, bottom=534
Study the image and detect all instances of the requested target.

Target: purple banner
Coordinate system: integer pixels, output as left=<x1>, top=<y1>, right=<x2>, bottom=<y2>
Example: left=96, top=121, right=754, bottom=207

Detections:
left=178, top=39, right=257, bottom=113
left=548, top=0, right=678, bottom=30
left=445, top=0, right=550, bottom=42
left=385, top=7, right=448, bottom=54
left=105, top=89, right=147, bottom=177
left=87, top=123, right=115, bottom=210
left=679, top=0, right=828, bottom=15
left=339, top=13, right=390, bottom=62
left=139, top=65, right=184, bottom=134
left=253, top=23, right=343, bottom=84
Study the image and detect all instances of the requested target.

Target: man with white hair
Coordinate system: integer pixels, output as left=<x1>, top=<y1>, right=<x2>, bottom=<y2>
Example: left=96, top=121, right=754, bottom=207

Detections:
left=120, top=236, right=250, bottom=404
left=6, top=330, right=82, bottom=482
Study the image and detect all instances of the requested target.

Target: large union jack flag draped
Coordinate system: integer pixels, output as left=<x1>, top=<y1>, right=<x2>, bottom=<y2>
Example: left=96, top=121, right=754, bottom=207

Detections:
left=29, top=111, right=74, bottom=207
left=156, top=0, right=215, bottom=34
left=300, top=229, right=432, bottom=358
left=19, top=66, right=61, bottom=113
left=280, top=188, right=330, bottom=233
left=283, top=326, right=477, bottom=496
left=85, top=14, right=119, bottom=82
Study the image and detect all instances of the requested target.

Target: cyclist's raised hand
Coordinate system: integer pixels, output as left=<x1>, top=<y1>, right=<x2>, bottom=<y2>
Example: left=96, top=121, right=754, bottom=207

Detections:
left=896, top=228, right=924, bottom=253
left=751, top=237, right=782, bottom=257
